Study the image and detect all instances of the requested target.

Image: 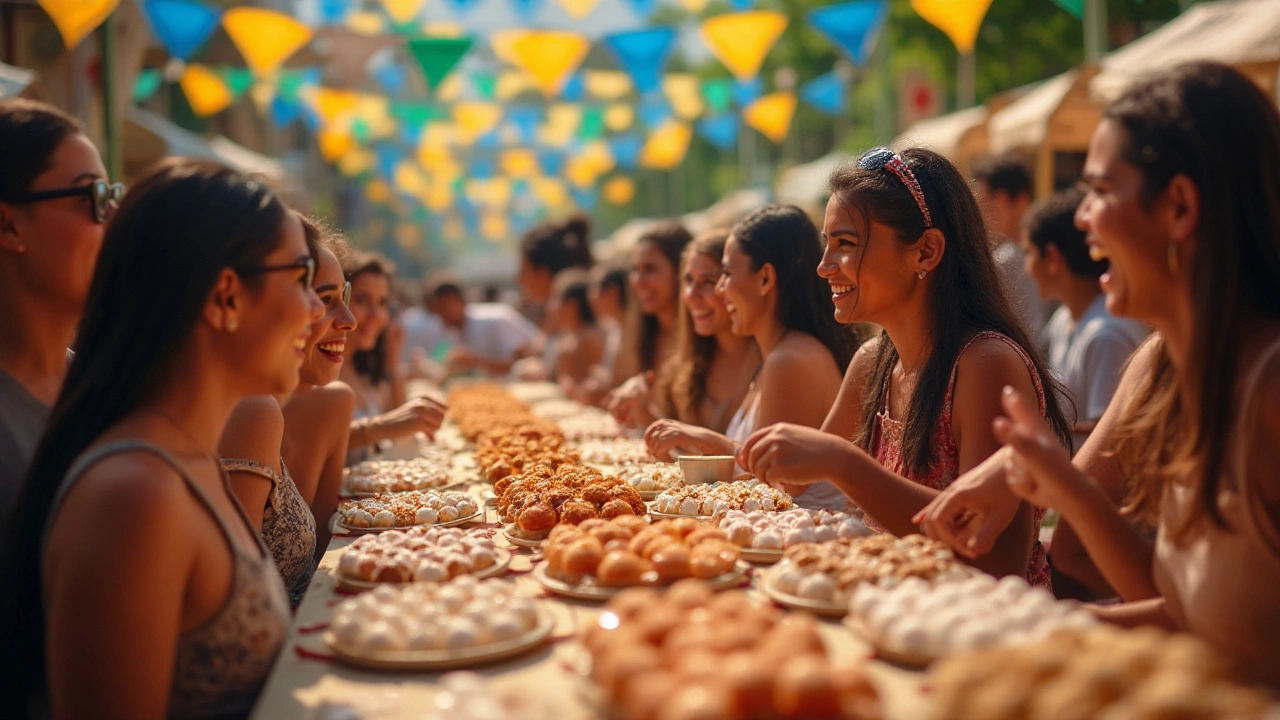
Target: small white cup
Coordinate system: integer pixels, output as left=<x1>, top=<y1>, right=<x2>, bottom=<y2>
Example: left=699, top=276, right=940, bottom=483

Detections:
left=678, top=455, right=735, bottom=485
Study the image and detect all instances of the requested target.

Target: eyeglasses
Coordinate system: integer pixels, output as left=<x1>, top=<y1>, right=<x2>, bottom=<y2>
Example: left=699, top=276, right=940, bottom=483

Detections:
left=340, top=281, right=352, bottom=306
left=237, top=256, right=317, bottom=288
left=857, top=148, right=933, bottom=228
left=12, top=179, right=125, bottom=223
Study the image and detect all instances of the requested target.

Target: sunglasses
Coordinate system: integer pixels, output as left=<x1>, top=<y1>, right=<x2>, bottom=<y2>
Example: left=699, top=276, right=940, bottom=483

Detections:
left=12, top=179, right=125, bottom=223
left=238, top=256, right=317, bottom=288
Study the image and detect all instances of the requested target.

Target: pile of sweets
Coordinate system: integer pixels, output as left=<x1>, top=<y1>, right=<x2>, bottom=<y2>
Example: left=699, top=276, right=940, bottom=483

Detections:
left=574, top=438, right=658, bottom=465
left=342, top=458, right=452, bottom=495
left=337, top=490, right=478, bottom=529
left=476, top=430, right=581, bottom=483
left=651, top=479, right=793, bottom=517
left=769, top=534, right=966, bottom=605
left=337, top=527, right=501, bottom=583
left=716, top=508, right=870, bottom=550
left=618, top=463, right=684, bottom=494
left=495, top=464, right=646, bottom=541
left=545, top=517, right=740, bottom=586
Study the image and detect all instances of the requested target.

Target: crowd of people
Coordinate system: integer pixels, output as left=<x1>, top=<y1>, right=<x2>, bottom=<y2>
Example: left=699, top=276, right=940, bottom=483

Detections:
left=0, top=59, right=1278, bottom=717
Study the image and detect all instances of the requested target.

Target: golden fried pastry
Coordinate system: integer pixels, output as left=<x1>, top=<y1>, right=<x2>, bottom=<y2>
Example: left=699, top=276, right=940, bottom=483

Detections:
left=598, top=550, right=647, bottom=586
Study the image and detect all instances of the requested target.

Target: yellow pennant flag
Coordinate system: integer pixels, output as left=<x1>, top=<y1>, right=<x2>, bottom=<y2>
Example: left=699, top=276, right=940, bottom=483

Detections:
left=393, top=161, right=427, bottom=195
left=366, top=178, right=392, bottom=204
left=496, top=71, right=533, bottom=101
left=557, top=0, right=599, bottom=19
left=452, top=102, right=503, bottom=145
left=585, top=70, right=632, bottom=100
left=677, top=0, right=707, bottom=12
left=490, top=30, right=525, bottom=66
left=425, top=183, right=454, bottom=212
left=318, top=128, right=355, bottom=163
left=663, top=74, right=705, bottom=120
left=500, top=149, right=539, bottom=179
left=338, top=148, right=375, bottom=177
left=743, top=91, right=797, bottom=143
left=531, top=177, right=570, bottom=210
left=346, top=10, right=385, bottom=35
left=605, top=104, right=634, bottom=132
left=640, top=121, right=693, bottom=170
left=481, top=212, right=510, bottom=242
left=223, top=8, right=314, bottom=77
left=540, top=103, right=583, bottom=147
left=418, top=122, right=457, bottom=150
left=423, top=22, right=466, bottom=37
left=509, top=31, right=591, bottom=97
left=603, top=176, right=635, bottom=205
left=466, top=178, right=513, bottom=209
left=310, top=87, right=360, bottom=127
left=38, top=0, right=119, bottom=49
left=565, top=142, right=615, bottom=189
left=699, top=11, right=788, bottom=81
left=179, top=65, right=233, bottom=117
left=379, top=0, right=426, bottom=24
left=910, top=0, right=994, bottom=54
left=436, top=74, right=465, bottom=103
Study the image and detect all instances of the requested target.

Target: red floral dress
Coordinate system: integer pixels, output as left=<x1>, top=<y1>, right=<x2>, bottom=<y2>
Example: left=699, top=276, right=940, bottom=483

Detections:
left=868, top=331, right=1052, bottom=588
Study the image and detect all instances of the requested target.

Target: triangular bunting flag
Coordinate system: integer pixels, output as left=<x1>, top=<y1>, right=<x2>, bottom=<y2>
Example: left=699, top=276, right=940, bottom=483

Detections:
left=696, top=114, right=738, bottom=150
left=372, top=60, right=407, bottom=92
left=699, top=11, right=787, bottom=81
left=663, top=74, right=705, bottom=120
left=133, top=68, right=163, bottom=103
left=509, top=31, right=590, bottom=97
left=537, top=150, right=566, bottom=177
left=610, top=133, right=644, bottom=170
left=141, top=0, right=222, bottom=61
left=800, top=71, right=846, bottom=115
left=557, top=0, right=599, bottom=19
left=603, top=27, right=677, bottom=95
left=561, top=72, right=585, bottom=102
left=640, top=97, right=672, bottom=129
left=640, top=120, right=692, bottom=170
left=452, top=102, right=503, bottom=145
left=585, top=70, right=632, bottom=100
left=378, top=0, right=426, bottom=24
left=808, top=1, right=888, bottom=66
left=578, top=105, right=606, bottom=140
left=222, top=7, right=313, bottom=77
left=623, top=0, right=658, bottom=19
left=319, top=0, right=352, bottom=24
left=910, top=0, right=994, bottom=54
left=407, top=36, right=474, bottom=91
left=37, top=0, right=120, bottom=49
left=572, top=187, right=598, bottom=211
left=734, top=78, right=763, bottom=107
left=179, top=64, right=233, bottom=117
left=445, top=0, right=482, bottom=15
left=702, top=79, right=734, bottom=113
left=603, top=176, right=635, bottom=205
left=605, top=103, right=634, bottom=132
left=506, top=106, right=543, bottom=143
left=1052, top=0, right=1084, bottom=19
left=508, top=0, right=544, bottom=20
left=473, top=72, right=498, bottom=100
left=220, top=67, right=255, bottom=99
left=743, top=91, right=796, bottom=143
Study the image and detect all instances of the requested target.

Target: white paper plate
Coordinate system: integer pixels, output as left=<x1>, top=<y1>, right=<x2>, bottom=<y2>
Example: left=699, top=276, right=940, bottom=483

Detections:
left=335, top=509, right=484, bottom=535
left=324, top=605, right=555, bottom=670
left=333, top=548, right=512, bottom=591
left=531, top=560, right=749, bottom=602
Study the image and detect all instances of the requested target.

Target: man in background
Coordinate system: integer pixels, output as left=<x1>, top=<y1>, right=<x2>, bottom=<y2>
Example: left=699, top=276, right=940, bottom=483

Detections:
left=972, top=155, right=1048, bottom=342
left=425, top=271, right=542, bottom=376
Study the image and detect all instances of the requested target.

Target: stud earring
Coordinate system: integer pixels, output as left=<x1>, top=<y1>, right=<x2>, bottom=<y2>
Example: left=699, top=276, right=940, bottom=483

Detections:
left=917, top=269, right=927, bottom=279
left=226, top=317, right=238, bottom=333
left=1167, top=241, right=1180, bottom=276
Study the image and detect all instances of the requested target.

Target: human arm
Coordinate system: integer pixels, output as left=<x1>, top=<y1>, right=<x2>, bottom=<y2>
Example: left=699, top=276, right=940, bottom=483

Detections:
left=284, top=382, right=355, bottom=557
left=606, top=372, right=663, bottom=429
left=42, top=457, right=193, bottom=719
left=349, top=395, right=447, bottom=450
left=1088, top=597, right=1178, bottom=630
left=217, top=396, right=285, bottom=530
left=819, top=339, right=878, bottom=438
left=643, top=419, right=735, bottom=460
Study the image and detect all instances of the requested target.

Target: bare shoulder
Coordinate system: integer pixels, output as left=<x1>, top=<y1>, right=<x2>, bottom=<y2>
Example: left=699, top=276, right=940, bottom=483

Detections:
left=219, top=396, right=284, bottom=464
left=53, top=450, right=193, bottom=536
left=847, top=334, right=883, bottom=378
left=955, top=335, right=1037, bottom=389
left=289, top=381, right=357, bottom=414
left=767, top=333, right=839, bottom=375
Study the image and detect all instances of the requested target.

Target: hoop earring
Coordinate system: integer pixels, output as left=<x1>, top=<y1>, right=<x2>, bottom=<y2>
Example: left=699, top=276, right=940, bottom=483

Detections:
left=917, top=269, right=927, bottom=280
left=1167, top=241, right=1180, bottom=276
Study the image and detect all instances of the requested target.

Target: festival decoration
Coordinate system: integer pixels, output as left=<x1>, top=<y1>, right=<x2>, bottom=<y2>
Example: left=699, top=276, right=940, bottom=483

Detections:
left=800, top=71, right=846, bottom=115
left=509, top=31, right=592, bottom=97
left=222, top=7, right=314, bottom=77
left=179, top=64, right=233, bottom=117
left=699, top=11, right=787, bottom=81
left=743, top=91, right=796, bottom=142
left=696, top=113, right=738, bottom=151
left=603, top=27, right=678, bottom=95
left=407, top=36, right=474, bottom=92
left=910, top=0, right=994, bottom=54
left=38, top=0, right=120, bottom=49
left=640, top=120, right=692, bottom=170
left=141, top=0, right=222, bottom=61
left=603, top=176, right=636, bottom=205
left=808, top=1, right=888, bottom=65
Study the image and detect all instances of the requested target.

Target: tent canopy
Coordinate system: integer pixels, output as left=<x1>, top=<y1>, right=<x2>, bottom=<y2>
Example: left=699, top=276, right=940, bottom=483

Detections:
left=893, top=105, right=988, bottom=158
left=988, top=71, right=1084, bottom=154
left=125, top=106, right=285, bottom=184
left=775, top=154, right=844, bottom=209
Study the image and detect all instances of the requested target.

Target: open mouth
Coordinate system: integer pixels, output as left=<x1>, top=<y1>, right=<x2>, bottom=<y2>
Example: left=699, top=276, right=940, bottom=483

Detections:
left=830, top=283, right=855, bottom=300
left=317, top=339, right=346, bottom=363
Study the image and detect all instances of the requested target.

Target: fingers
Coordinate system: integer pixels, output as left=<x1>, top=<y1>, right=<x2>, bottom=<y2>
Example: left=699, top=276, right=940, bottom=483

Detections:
left=737, top=429, right=767, bottom=472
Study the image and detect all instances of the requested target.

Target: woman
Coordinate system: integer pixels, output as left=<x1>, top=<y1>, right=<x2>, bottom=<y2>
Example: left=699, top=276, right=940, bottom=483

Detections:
left=0, top=158, right=320, bottom=717
left=918, top=62, right=1280, bottom=688
left=589, top=264, right=628, bottom=377
left=218, top=215, right=357, bottom=606
left=737, top=148, right=1069, bottom=581
left=606, top=223, right=692, bottom=425
left=516, top=214, right=594, bottom=327
left=544, top=269, right=606, bottom=384
left=644, top=206, right=856, bottom=511
left=339, top=252, right=444, bottom=463
left=0, top=100, right=112, bottom=530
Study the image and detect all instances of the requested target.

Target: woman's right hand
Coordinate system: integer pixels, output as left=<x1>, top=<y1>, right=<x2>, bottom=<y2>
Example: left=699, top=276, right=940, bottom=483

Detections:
left=914, top=447, right=1022, bottom=558
left=377, top=396, right=446, bottom=439
left=605, top=372, right=657, bottom=428
left=643, top=419, right=733, bottom=461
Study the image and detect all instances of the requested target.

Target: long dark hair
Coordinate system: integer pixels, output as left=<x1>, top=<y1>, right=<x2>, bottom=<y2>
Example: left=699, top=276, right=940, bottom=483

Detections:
left=345, top=251, right=396, bottom=386
left=0, top=99, right=82, bottom=201
left=731, top=205, right=856, bottom=370
left=624, top=222, right=693, bottom=373
left=831, top=148, right=1070, bottom=474
left=656, top=229, right=729, bottom=423
left=1108, top=63, right=1280, bottom=539
left=552, top=268, right=596, bottom=326
left=521, top=213, right=594, bottom=273
left=0, top=158, right=289, bottom=702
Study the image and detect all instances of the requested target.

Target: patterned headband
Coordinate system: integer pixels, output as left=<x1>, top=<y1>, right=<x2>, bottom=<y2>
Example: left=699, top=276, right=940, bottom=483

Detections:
left=857, top=147, right=933, bottom=228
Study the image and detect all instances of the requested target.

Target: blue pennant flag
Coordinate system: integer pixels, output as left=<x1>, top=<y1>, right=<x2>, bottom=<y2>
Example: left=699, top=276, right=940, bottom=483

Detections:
left=696, top=114, right=738, bottom=151
left=800, top=71, right=846, bottom=115
left=141, top=0, right=222, bottom=61
left=623, top=0, right=658, bottom=19
left=508, top=0, right=544, bottom=21
left=610, top=133, right=643, bottom=170
left=572, top=187, right=598, bottom=210
left=373, top=61, right=407, bottom=93
left=318, top=0, right=353, bottom=24
left=734, top=78, right=763, bottom=107
left=729, top=0, right=753, bottom=8
left=603, top=27, right=677, bottom=95
left=639, top=95, right=672, bottom=129
left=445, top=0, right=482, bottom=15
left=507, top=106, right=543, bottom=144
left=537, top=149, right=565, bottom=177
left=808, top=0, right=889, bottom=66
left=475, top=131, right=502, bottom=150
left=374, top=143, right=402, bottom=180
left=561, top=72, right=584, bottom=102
left=470, top=157, right=497, bottom=180
left=270, top=96, right=304, bottom=127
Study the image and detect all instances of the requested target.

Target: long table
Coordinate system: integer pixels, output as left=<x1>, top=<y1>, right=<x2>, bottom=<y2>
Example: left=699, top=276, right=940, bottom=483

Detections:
left=250, top=453, right=933, bottom=719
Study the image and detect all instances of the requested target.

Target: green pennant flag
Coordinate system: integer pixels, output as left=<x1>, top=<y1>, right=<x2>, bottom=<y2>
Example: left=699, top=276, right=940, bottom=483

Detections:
left=220, top=67, right=255, bottom=99
left=702, top=78, right=734, bottom=114
left=277, top=69, right=315, bottom=103
left=352, top=118, right=372, bottom=143
left=390, top=101, right=449, bottom=128
left=578, top=105, right=605, bottom=140
left=1052, top=0, right=1084, bottom=18
left=473, top=71, right=498, bottom=100
left=407, top=36, right=474, bottom=92
left=133, top=68, right=163, bottom=103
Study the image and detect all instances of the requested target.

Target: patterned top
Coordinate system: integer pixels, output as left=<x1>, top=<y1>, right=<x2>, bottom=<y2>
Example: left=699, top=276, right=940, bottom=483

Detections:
left=221, top=457, right=318, bottom=609
left=869, top=331, right=1052, bottom=587
left=45, top=440, right=288, bottom=719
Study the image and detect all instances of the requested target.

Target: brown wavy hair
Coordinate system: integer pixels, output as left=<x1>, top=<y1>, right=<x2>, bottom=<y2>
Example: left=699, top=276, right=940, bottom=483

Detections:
left=655, top=229, right=730, bottom=423
left=344, top=251, right=396, bottom=387
left=1107, top=63, right=1280, bottom=540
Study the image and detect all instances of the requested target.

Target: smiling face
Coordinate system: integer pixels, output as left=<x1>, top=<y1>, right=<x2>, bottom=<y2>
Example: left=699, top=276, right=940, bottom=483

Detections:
left=301, top=246, right=356, bottom=386
left=1075, top=119, right=1174, bottom=322
left=629, top=240, right=678, bottom=317
left=348, top=270, right=391, bottom=351
left=817, top=194, right=920, bottom=326
left=238, top=214, right=324, bottom=395
left=714, top=234, right=770, bottom=337
left=682, top=251, right=730, bottom=337
left=0, top=134, right=110, bottom=316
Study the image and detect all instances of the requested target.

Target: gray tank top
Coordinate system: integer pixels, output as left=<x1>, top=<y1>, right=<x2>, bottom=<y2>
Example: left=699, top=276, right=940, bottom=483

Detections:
left=44, top=440, right=289, bottom=719
left=221, top=457, right=317, bottom=609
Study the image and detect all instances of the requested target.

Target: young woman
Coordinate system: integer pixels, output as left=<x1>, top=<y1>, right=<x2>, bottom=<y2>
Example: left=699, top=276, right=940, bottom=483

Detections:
left=644, top=206, right=856, bottom=511
left=218, top=215, right=357, bottom=606
left=516, top=214, right=594, bottom=327
left=544, top=269, right=606, bottom=384
left=589, top=264, right=628, bottom=377
left=606, top=223, right=692, bottom=424
left=339, top=252, right=444, bottom=463
left=0, top=100, right=113, bottom=529
left=918, top=62, right=1280, bottom=689
left=0, top=158, right=321, bottom=718
left=736, top=148, right=1070, bottom=581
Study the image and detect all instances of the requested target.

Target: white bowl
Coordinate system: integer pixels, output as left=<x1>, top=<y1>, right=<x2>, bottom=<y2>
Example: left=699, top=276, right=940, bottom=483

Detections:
left=678, top=455, right=735, bottom=485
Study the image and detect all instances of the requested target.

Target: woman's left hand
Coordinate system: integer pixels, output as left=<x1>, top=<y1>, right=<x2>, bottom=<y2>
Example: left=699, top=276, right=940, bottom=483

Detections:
left=738, top=423, right=852, bottom=489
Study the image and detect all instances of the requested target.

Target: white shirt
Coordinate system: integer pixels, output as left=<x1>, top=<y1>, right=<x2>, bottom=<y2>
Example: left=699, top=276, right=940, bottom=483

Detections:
left=993, top=240, right=1048, bottom=344
left=448, top=303, right=542, bottom=364
left=1043, top=294, right=1149, bottom=451
left=399, top=306, right=450, bottom=365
